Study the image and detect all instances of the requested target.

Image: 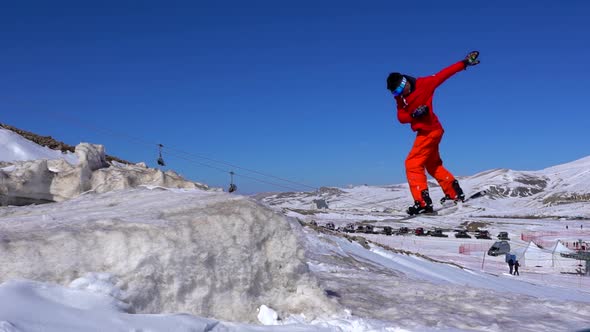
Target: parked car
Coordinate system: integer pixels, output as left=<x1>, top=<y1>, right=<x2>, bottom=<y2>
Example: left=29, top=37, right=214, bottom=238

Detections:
left=323, top=222, right=335, bottom=231
left=415, top=227, right=426, bottom=236
left=427, top=229, right=448, bottom=237
left=396, top=227, right=409, bottom=235
left=497, top=232, right=510, bottom=240
left=475, top=230, right=492, bottom=239
left=455, top=230, right=471, bottom=239
left=342, top=224, right=355, bottom=233
left=488, top=240, right=511, bottom=256
left=382, top=226, right=393, bottom=236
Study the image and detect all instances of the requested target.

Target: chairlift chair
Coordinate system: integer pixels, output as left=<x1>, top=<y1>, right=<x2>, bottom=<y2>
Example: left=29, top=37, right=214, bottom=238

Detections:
left=228, top=171, right=237, bottom=193
left=157, top=144, right=166, bottom=166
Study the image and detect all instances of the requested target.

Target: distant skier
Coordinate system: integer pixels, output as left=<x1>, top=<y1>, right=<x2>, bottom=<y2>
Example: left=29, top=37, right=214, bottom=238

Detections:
left=386, top=51, right=480, bottom=215
left=513, top=260, right=520, bottom=276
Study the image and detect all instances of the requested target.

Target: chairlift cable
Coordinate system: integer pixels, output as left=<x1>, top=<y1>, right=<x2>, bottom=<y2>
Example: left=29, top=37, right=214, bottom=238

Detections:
left=161, top=149, right=305, bottom=192
left=24, top=109, right=395, bottom=210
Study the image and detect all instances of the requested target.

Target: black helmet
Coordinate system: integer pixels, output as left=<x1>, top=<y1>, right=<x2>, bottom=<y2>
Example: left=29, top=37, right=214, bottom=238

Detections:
left=386, top=72, right=404, bottom=91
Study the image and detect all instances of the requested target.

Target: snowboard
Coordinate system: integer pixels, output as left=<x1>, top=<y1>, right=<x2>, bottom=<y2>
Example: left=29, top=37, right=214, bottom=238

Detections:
left=398, top=190, right=488, bottom=221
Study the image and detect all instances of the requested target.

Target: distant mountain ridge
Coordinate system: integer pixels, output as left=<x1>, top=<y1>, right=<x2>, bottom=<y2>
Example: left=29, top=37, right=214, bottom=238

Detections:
left=258, top=156, right=590, bottom=219
left=471, top=156, right=590, bottom=204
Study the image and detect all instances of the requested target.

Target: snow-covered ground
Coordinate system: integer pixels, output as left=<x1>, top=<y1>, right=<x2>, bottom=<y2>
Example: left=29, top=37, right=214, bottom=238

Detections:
left=1, top=127, right=590, bottom=331
left=0, top=128, right=78, bottom=165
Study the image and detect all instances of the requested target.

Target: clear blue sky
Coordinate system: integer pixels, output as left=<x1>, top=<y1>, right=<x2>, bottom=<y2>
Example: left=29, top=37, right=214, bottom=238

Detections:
left=2, top=1, right=589, bottom=193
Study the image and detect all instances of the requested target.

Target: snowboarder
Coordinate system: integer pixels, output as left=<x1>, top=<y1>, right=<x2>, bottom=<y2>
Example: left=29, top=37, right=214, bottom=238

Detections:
left=386, top=51, right=480, bottom=215
left=508, top=258, right=514, bottom=275
left=513, top=260, right=520, bottom=276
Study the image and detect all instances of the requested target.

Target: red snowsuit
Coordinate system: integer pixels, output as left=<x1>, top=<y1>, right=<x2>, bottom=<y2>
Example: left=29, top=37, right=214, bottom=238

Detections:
left=395, top=61, right=466, bottom=205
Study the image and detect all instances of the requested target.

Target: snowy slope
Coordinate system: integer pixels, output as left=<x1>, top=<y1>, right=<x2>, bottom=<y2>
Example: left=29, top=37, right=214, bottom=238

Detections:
left=0, top=128, right=77, bottom=165
left=1, top=127, right=590, bottom=331
left=259, top=155, right=590, bottom=219
left=0, top=187, right=336, bottom=323
left=303, top=229, right=590, bottom=331
left=1, top=188, right=589, bottom=331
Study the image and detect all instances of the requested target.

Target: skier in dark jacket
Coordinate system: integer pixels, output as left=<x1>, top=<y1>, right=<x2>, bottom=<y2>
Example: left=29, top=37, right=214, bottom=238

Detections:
left=514, top=260, right=520, bottom=276
left=508, top=259, right=514, bottom=275
left=386, top=51, right=480, bottom=215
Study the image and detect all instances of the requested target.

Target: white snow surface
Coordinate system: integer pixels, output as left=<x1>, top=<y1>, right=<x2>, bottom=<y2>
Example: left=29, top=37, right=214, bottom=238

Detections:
left=1, top=128, right=590, bottom=331
left=0, top=128, right=78, bottom=165
left=1, top=128, right=211, bottom=205
left=0, top=187, right=337, bottom=323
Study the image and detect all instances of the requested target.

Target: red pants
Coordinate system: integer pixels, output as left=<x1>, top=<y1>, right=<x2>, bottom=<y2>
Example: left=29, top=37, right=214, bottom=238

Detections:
left=405, top=129, right=457, bottom=205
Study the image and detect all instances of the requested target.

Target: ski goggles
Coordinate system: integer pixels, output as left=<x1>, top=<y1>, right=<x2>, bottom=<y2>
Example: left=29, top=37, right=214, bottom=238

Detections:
left=391, top=77, right=407, bottom=96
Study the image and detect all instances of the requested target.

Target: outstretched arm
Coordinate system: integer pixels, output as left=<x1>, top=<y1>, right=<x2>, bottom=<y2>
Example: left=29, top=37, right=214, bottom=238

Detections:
left=429, top=61, right=467, bottom=88
left=430, top=51, right=480, bottom=88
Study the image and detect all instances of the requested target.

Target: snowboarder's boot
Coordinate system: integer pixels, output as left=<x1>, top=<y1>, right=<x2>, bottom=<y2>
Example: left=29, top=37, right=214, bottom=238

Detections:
left=439, top=194, right=453, bottom=205
left=407, top=190, right=434, bottom=215
left=440, top=180, right=466, bottom=204
left=452, top=180, right=465, bottom=202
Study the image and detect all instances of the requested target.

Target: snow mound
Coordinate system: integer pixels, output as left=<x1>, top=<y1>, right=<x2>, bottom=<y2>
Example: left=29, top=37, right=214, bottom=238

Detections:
left=0, top=128, right=78, bottom=165
left=0, top=279, right=219, bottom=332
left=0, top=187, right=335, bottom=322
left=68, top=272, right=130, bottom=311
left=1, top=142, right=212, bottom=206
left=0, top=321, right=19, bottom=332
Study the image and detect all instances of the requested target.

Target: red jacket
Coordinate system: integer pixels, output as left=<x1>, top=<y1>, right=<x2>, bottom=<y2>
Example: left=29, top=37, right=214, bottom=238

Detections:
left=395, top=61, right=466, bottom=133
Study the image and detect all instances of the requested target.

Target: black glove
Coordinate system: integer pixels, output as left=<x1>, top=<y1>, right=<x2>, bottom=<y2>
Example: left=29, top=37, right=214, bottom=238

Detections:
left=411, top=105, right=429, bottom=118
left=463, top=51, right=480, bottom=67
